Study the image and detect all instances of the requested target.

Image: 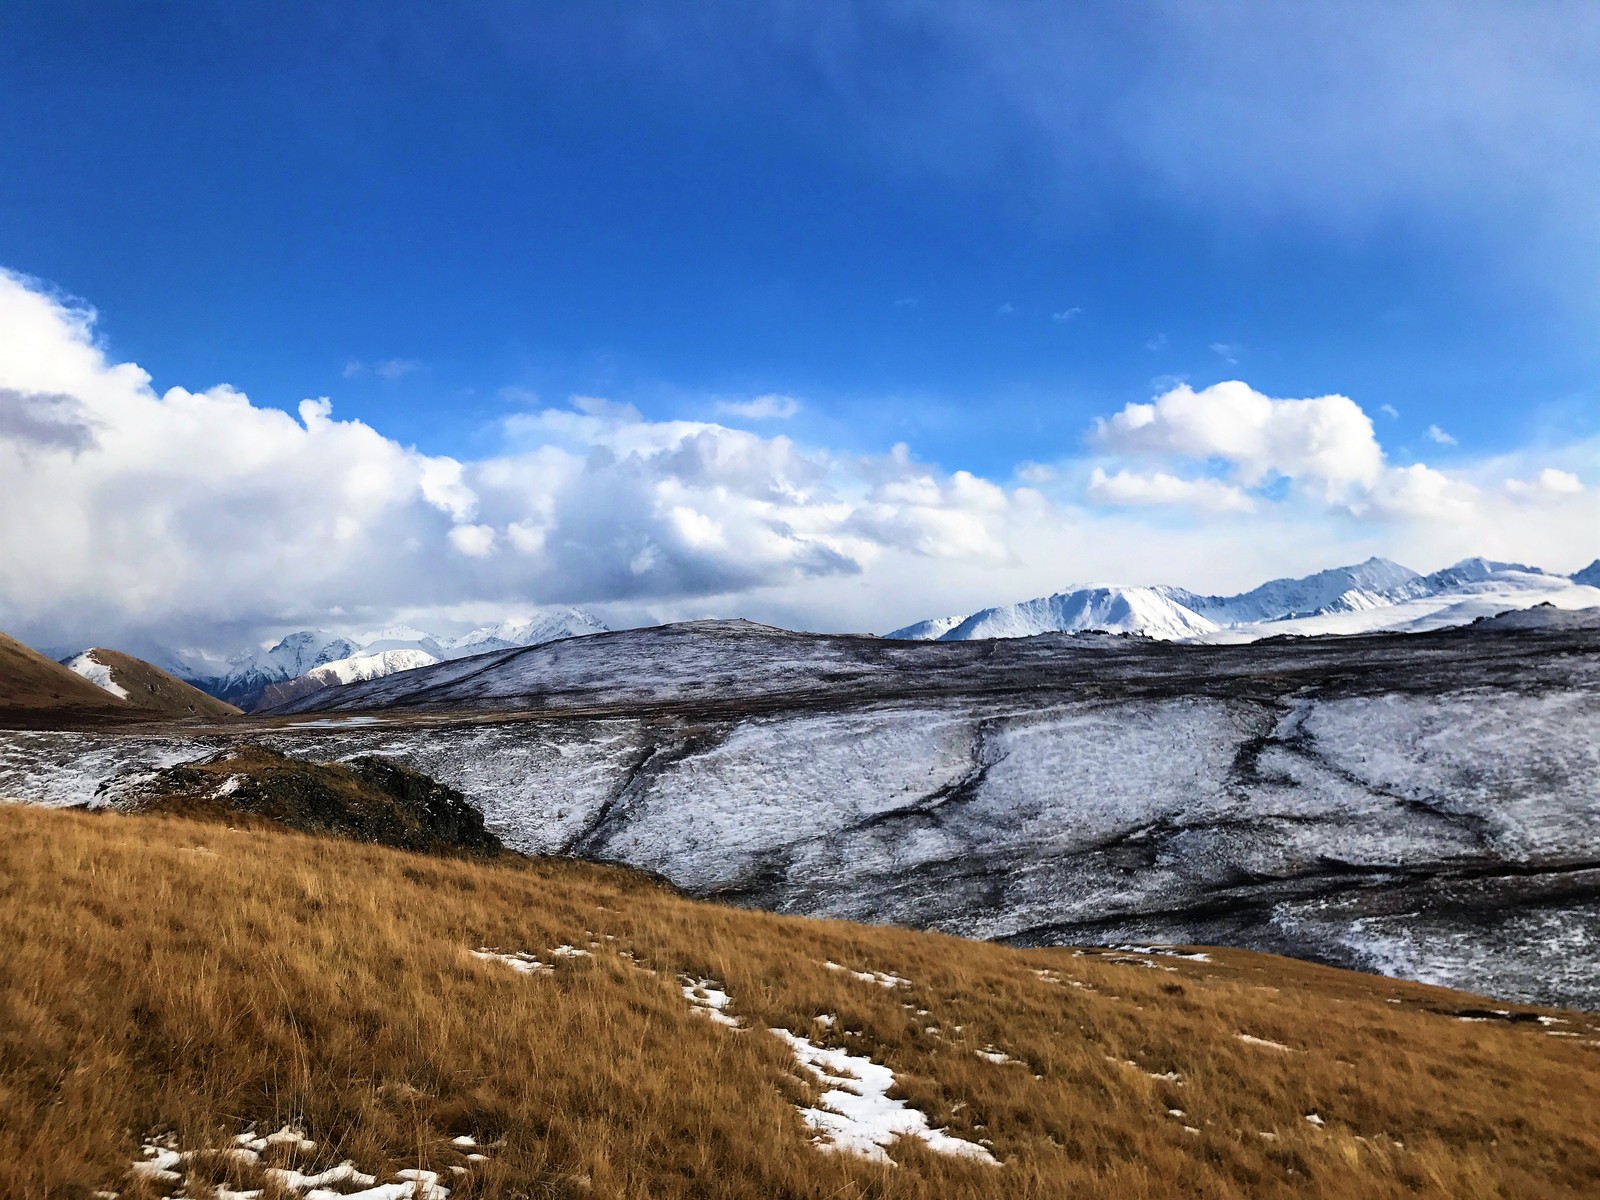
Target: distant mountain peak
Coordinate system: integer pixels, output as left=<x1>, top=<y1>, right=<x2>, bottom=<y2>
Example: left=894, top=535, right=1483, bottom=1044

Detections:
left=175, top=607, right=612, bottom=711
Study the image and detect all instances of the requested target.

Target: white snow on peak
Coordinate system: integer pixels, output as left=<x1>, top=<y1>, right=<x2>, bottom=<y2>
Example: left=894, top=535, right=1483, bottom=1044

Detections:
left=1180, top=556, right=1425, bottom=624
left=888, top=556, right=1600, bottom=645
left=349, top=623, right=437, bottom=652
left=302, top=648, right=440, bottom=686
left=435, top=608, right=611, bottom=655
left=63, top=650, right=130, bottom=700
left=925, top=586, right=1221, bottom=642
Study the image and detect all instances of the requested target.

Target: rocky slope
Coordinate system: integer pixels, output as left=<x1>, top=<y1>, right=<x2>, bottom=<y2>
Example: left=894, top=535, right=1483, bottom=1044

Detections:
left=111, top=743, right=502, bottom=855
left=6, top=609, right=1598, bottom=1010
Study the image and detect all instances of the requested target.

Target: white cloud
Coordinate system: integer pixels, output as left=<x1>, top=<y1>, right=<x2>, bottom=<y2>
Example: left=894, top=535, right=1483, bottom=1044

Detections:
left=996, top=302, right=1017, bottom=316
left=1088, top=467, right=1255, bottom=513
left=2, top=269, right=1597, bottom=652
left=1426, top=424, right=1457, bottom=446
left=716, top=393, right=801, bottom=421
left=447, top=524, right=497, bottom=557
left=342, top=358, right=423, bottom=380
left=1209, top=342, right=1241, bottom=364
left=1094, top=380, right=1385, bottom=504
left=1052, top=307, right=1082, bottom=322
left=1379, top=404, right=1400, bottom=419
left=375, top=358, right=422, bottom=380
left=1505, top=468, right=1584, bottom=500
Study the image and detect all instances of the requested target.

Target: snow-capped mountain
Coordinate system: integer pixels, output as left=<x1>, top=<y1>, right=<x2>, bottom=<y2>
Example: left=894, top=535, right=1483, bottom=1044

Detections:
left=939, top=586, right=1221, bottom=642
left=256, top=648, right=440, bottom=709
left=1176, top=556, right=1427, bottom=624
left=887, top=557, right=1600, bottom=643
left=430, top=609, right=611, bottom=657
left=171, top=607, right=611, bottom=710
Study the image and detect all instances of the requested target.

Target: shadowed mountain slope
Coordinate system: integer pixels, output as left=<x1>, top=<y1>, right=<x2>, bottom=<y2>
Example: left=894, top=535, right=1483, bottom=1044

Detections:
left=65, top=647, right=241, bottom=719
left=0, top=631, right=138, bottom=726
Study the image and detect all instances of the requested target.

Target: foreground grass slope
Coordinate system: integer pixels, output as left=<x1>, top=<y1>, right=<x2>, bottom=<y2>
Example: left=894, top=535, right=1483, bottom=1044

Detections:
left=2, top=804, right=1597, bottom=1199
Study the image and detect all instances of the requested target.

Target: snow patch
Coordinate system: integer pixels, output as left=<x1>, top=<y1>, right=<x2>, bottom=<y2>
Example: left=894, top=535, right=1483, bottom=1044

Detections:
left=64, top=651, right=130, bottom=700
left=823, top=961, right=910, bottom=988
left=470, top=948, right=552, bottom=975
left=115, top=1125, right=493, bottom=1199
left=681, top=977, right=743, bottom=1028
left=769, top=1028, right=999, bottom=1166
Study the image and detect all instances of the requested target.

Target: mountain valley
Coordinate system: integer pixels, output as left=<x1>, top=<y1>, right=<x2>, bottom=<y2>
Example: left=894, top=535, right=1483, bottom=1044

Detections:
left=7, top=604, right=1599, bottom=1012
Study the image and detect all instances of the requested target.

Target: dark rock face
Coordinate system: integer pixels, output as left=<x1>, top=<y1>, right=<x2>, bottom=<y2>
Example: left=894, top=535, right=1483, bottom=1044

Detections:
left=109, top=744, right=503, bottom=857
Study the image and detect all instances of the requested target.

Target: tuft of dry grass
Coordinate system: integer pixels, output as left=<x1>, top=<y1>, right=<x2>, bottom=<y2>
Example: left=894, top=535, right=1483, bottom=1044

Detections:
left=1, top=802, right=1597, bottom=1199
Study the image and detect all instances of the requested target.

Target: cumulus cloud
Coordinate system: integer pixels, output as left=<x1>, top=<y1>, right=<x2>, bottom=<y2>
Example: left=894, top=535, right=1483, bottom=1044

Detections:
left=1087, top=467, right=1255, bottom=513
left=1084, top=378, right=1596, bottom=530
left=716, top=393, right=801, bottom=421
left=1093, top=380, right=1385, bottom=504
left=1, top=269, right=1595, bottom=653
left=0, top=388, right=98, bottom=452
left=1505, top=468, right=1583, bottom=500
left=0, top=270, right=1039, bottom=648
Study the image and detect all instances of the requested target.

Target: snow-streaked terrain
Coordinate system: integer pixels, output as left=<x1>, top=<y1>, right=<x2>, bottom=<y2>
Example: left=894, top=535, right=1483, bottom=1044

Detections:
left=888, top=556, right=1600, bottom=644
left=6, top=608, right=1599, bottom=1010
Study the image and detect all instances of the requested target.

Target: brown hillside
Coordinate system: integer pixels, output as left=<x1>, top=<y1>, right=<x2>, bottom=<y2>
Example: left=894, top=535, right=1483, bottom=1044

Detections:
left=2, top=803, right=1596, bottom=1199
left=0, top=631, right=134, bottom=726
left=69, top=647, right=241, bottom=719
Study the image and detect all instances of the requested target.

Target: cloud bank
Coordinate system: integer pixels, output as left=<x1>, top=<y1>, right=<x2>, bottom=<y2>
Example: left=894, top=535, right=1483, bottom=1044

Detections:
left=0, top=269, right=1594, bottom=651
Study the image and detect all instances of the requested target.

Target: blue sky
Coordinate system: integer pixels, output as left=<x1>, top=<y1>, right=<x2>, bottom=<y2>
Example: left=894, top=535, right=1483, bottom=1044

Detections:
left=2, top=2, right=1599, bottom=647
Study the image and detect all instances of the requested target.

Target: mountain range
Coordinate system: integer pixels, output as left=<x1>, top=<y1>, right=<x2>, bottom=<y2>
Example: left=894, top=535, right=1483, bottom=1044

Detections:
left=49, top=555, right=1600, bottom=713
left=77, top=607, right=611, bottom=711
left=887, top=556, right=1600, bottom=643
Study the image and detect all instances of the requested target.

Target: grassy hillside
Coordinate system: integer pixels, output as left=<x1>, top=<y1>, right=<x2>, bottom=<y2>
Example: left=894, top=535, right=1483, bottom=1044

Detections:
left=67, top=648, right=241, bottom=719
left=0, top=632, right=134, bottom=726
left=2, top=803, right=1597, bottom=1199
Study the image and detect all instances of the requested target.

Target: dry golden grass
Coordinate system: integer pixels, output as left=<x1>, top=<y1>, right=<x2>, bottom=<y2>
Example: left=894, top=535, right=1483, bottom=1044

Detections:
left=2, top=802, right=1597, bottom=1199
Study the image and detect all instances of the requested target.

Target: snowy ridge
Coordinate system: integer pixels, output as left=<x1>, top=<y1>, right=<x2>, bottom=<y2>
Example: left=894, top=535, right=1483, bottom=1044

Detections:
left=888, top=556, right=1600, bottom=643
